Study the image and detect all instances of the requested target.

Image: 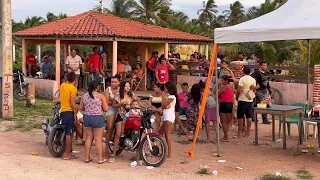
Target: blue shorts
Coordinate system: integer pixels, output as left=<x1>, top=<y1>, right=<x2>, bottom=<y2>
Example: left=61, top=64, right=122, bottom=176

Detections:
left=178, top=108, right=188, bottom=115
left=106, top=106, right=117, bottom=116
left=60, top=111, right=75, bottom=135
left=83, top=114, right=106, bottom=129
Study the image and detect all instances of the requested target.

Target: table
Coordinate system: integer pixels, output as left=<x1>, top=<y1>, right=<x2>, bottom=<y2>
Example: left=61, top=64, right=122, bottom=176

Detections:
left=254, top=105, right=304, bottom=149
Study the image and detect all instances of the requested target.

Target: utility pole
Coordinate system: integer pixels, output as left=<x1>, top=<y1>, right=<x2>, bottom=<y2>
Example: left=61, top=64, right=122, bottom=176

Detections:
left=99, top=0, right=104, bottom=13
left=1, top=0, right=13, bottom=118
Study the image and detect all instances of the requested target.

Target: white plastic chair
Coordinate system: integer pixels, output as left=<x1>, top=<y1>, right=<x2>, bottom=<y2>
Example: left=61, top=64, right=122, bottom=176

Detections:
left=305, top=121, right=318, bottom=140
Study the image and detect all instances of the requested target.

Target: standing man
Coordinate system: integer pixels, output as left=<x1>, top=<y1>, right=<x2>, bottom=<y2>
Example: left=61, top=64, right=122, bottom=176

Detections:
left=251, top=61, right=271, bottom=124
left=26, top=50, right=36, bottom=77
left=147, top=51, right=158, bottom=90
left=65, top=49, right=82, bottom=80
left=60, top=72, right=78, bottom=160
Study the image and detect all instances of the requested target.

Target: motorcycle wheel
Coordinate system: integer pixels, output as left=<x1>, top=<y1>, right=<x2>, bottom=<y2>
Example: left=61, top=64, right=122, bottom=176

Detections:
left=48, top=128, right=66, bottom=157
left=13, top=86, right=27, bottom=101
left=139, top=135, right=168, bottom=167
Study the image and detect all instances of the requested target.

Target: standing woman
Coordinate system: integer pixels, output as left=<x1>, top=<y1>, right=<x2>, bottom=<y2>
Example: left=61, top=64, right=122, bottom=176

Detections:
left=80, top=80, right=109, bottom=164
left=110, top=81, right=134, bottom=163
left=185, top=83, right=201, bottom=141
left=104, top=74, right=120, bottom=157
left=149, top=83, right=164, bottom=132
left=159, top=81, right=179, bottom=158
left=218, top=75, right=234, bottom=142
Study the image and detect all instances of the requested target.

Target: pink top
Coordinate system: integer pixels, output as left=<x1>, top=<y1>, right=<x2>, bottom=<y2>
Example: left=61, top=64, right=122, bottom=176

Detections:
left=178, top=92, right=188, bottom=108
left=83, top=92, right=103, bottom=115
left=219, top=86, right=234, bottom=103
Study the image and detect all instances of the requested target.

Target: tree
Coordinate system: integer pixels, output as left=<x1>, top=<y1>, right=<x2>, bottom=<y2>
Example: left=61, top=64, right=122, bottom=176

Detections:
left=246, top=0, right=287, bottom=20
left=197, top=0, right=218, bottom=24
left=222, top=1, right=246, bottom=26
left=105, top=0, right=135, bottom=19
left=132, top=0, right=172, bottom=25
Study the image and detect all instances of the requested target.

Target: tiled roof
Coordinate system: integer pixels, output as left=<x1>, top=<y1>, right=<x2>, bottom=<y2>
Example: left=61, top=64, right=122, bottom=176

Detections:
left=14, top=11, right=212, bottom=42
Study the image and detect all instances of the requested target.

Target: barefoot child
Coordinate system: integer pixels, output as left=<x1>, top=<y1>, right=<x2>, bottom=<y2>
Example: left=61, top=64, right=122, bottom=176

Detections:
left=125, top=100, right=142, bottom=119
left=204, top=89, right=217, bottom=142
left=159, top=81, right=179, bottom=158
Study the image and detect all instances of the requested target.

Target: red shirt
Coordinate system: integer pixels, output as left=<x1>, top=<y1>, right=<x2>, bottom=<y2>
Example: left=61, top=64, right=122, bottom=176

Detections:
left=26, top=55, right=36, bottom=65
left=155, top=65, right=170, bottom=83
left=147, top=57, right=157, bottom=70
left=88, top=53, right=102, bottom=73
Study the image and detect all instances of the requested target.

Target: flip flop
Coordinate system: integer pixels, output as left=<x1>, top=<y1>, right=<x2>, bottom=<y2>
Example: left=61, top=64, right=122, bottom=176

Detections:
left=98, top=159, right=107, bottom=164
left=85, top=158, right=93, bottom=163
left=108, top=157, right=115, bottom=163
left=63, top=155, right=77, bottom=160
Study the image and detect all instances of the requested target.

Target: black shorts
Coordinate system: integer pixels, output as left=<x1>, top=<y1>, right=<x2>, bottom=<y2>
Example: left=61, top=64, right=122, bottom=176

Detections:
left=60, top=111, right=75, bottom=135
left=219, top=102, right=233, bottom=114
left=237, top=101, right=253, bottom=119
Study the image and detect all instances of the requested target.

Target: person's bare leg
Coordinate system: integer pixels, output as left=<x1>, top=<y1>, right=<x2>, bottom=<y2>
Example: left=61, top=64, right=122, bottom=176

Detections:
left=111, top=122, right=122, bottom=159
left=164, top=121, right=172, bottom=158
left=105, top=115, right=115, bottom=157
left=74, top=120, right=83, bottom=139
left=220, top=113, right=229, bottom=141
left=84, top=128, right=93, bottom=162
left=242, top=117, right=246, bottom=132
left=63, top=135, right=72, bottom=159
left=94, top=128, right=105, bottom=162
left=212, top=121, right=217, bottom=141
left=121, top=121, right=125, bottom=135
left=28, top=64, right=32, bottom=77
left=175, top=113, right=185, bottom=133
left=226, top=113, right=233, bottom=132
left=205, top=121, right=210, bottom=141
left=237, top=118, right=243, bottom=138
left=155, top=112, right=161, bottom=132
left=246, top=118, right=252, bottom=137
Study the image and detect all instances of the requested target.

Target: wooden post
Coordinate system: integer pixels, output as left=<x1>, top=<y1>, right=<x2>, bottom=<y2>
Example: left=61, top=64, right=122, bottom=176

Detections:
left=22, top=39, right=27, bottom=75
left=164, top=42, right=169, bottom=59
left=2, top=0, right=13, bottom=118
left=112, top=40, right=117, bottom=76
left=55, top=40, right=61, bottom=87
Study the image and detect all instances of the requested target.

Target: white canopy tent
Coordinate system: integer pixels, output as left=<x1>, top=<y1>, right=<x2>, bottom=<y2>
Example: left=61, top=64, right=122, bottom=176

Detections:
left=188, top=0, right=320, bottom=157
left=215, top=0, right=320, bottom=43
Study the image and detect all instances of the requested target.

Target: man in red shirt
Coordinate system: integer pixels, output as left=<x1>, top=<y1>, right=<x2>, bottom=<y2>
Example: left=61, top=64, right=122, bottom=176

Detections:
left=155, top=56, right=175, bottom=84
left=26, top=50, right=36, bottom=77
left=147, top=51, right=158, bottom=90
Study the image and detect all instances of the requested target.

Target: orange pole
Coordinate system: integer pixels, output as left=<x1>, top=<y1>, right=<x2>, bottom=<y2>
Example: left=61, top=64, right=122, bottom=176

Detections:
left=186, top=43, right=219, bottom=158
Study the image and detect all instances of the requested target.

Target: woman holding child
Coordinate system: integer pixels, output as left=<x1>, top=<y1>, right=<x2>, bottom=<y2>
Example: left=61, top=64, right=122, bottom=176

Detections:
left=149, top=83, right=164, bottom=131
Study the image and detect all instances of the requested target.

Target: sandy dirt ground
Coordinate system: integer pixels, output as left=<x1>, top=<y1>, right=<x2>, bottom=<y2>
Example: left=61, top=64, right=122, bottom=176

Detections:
left=0, top=120, right=320, bottom=180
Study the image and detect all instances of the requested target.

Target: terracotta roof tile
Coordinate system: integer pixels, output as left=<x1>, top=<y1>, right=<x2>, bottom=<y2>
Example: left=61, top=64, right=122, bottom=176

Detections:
left=14, top=11, right=212, bottom=42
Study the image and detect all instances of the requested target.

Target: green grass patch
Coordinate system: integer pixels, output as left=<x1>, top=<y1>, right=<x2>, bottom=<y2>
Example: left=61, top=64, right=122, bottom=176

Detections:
left=180, top=161, right=189, bottom=164
left=196, top=167, right=211, bottom=175
left=257, top=173, right=292, bottom=180
left=296, top=169, right=313, bottom=180
left=7, top=99, right=53, bottom=131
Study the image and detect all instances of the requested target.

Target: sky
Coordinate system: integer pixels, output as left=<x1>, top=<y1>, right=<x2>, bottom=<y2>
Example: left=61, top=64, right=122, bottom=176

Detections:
left=12, top=0, right=266, bottom=22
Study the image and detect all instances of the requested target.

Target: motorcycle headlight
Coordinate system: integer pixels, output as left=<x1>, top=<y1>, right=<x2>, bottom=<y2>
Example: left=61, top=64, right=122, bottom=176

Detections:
left=150, top=115, right=156, bottom=123
left=42, top=118, right=49, bottom=131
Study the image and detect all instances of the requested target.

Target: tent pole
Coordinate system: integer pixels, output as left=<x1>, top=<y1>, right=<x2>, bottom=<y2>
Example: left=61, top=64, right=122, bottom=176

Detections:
left=215, top=44, right=220, bottom=156
left=307, top=39, right=310, bottom=105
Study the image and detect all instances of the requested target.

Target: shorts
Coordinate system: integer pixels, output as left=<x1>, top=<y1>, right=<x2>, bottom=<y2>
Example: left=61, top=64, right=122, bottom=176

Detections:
left=83, top=114, right=105, bottom=129
left=237, top=101, right=253, bottom=119
left=115, top=114, right=125, bottom=124
left=178, top=108, right=188, bottom=115
left=205, top=107, right=217, bottom=122
left=60, top=111, right=75, bottom=135
left=163, top=110, right=175, bottom=123
left=219, top=102, right=233, bottom=114
left=106, top=106, right=117, bottom=116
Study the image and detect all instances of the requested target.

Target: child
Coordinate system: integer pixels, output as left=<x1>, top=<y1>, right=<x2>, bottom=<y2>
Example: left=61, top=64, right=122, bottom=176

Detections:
left=155, top=56, right=175, bottom=84
left=204, top=86, right=217, bottom=142
left=175, top=82, right=189, bottom=134
left=159, top=81, right=179, bottom=158
left=186, top=83, right=201, bottom=141
left=125, top=100, right=141, bottom=120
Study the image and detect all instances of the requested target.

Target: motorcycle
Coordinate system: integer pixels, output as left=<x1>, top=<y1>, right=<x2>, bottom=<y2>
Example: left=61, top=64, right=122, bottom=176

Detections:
left=42, top=103, right=66, bottom=157
left=13, top=70, right=27, bottom=101
left=109, top=109, right=168, bottom=167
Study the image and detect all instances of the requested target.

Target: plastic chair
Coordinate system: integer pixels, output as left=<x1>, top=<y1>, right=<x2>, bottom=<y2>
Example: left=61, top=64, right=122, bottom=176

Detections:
left=305, top=121, right=318, bottom=140
left=279, top=102, right=305, bottom=137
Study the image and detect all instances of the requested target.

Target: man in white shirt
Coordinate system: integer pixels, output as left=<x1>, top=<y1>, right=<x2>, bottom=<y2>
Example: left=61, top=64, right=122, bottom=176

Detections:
left=236, top=66, right=259, bottom=138
left=65, top=49, right=82, bottom=79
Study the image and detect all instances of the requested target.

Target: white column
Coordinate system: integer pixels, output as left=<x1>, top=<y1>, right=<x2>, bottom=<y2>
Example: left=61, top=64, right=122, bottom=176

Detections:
left=68, top=45, right=71, bottom=56
left=205, top=44, right=209, bottom=59
left=164, top=42, right=169, bottom=59
left=2, top=0, right=13, bottom=118
left=112, top=40, right=117, bottom=76
left=12, top=44, right=15, bottom=63
left=55, top=40, right=61, bottom=86
left=36, top=45, right=41, bottom=63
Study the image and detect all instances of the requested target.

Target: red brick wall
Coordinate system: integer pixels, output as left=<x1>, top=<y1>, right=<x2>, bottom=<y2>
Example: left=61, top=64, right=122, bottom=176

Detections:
left=313, top=65, right=320, bottom=105
left=230, top=61, right=248, bottom=79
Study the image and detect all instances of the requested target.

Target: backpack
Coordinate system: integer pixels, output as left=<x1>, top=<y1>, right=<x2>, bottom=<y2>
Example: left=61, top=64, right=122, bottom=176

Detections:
left=206, top=96, right=216, bottom=108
